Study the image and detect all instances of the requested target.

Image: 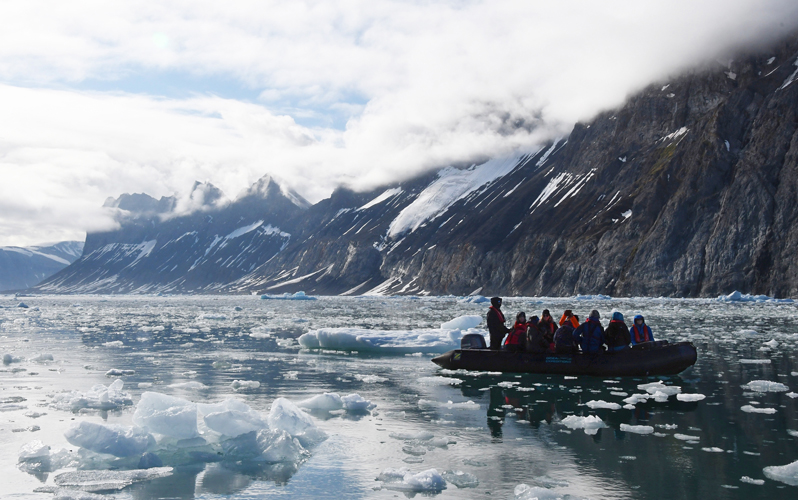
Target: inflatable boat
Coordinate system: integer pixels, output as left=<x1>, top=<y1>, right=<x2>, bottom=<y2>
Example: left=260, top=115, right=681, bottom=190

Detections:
left=431, top=335, right=697, bottom=377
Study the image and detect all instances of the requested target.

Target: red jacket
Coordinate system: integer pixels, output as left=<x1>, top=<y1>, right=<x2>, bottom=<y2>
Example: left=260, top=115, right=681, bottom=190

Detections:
left=505, top=321, right=528, bottom=346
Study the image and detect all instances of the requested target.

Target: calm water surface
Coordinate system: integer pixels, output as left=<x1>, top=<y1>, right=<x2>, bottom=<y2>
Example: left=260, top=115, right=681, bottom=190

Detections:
left=1, top=294, right=797, bottom=499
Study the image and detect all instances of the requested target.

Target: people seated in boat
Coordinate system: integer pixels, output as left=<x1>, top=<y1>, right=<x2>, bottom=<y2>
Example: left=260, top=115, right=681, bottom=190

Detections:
left=487, top=297, right=511, bottom=350
left=559, top=309, right=579, bottom=329
left=553, top=313, right=579, bottom=354
left=630, top=314, right=655, bottom=345
left=574, top=310, right=606, bottom=353
left=537, top=309, right=557, bottom=350
left=604, top=311, right=631, bottom=351
left=503, top=312, right=528, bottom=352
left=526, top=315, right=551, bottom=353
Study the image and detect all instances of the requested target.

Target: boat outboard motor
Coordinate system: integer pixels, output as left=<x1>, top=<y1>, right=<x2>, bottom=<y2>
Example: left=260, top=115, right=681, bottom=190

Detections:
left=461, top=333, right=487, bottom=350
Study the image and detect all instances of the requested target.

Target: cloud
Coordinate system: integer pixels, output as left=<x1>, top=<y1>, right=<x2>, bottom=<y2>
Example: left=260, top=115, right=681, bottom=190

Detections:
left=1, top=0, right=797, bottom=245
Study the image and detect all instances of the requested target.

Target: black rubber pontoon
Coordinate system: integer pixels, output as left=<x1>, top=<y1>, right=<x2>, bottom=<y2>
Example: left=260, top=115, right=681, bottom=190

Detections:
left=431, top=341, right=697, bottom=377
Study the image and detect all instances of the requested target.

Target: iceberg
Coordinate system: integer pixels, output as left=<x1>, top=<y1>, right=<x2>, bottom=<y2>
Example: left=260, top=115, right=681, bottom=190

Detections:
left=440, top=315, right=481, bottom=330
left=717, top=291, right=793, bottom=303
left=376, top=467, right=447, bottom=492
left=64, top=421, right=154, bottom=457
left=561, top=415, right=607, bottom=435
left=203, top=409, right=268, bottom=437
left=267, top=397, right=327, bottom=447
left=763, top=459, right=798, bottom=486
left=742, top=380, right=790, bottom=393
left=132, top=392, right=199, bottom=439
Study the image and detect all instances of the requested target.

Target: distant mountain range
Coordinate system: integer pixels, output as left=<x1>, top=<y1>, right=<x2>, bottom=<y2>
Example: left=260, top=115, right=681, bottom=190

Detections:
left=0, top=241, right=84, bottom=292
left=33, top=34, right=798, bottom=298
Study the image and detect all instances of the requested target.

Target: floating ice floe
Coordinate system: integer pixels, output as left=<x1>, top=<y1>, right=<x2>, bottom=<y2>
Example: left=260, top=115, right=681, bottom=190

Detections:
left=513, top=484, right=565, bottom=499
left=561, top=415, right=607, bottom=435
left=353, top=374, right=388, bottom=383
left=51, top=379, right=133, bottom=412
left=763, top=459, right=798, bottom=486
left=105, top=369, right=135, bottom=377
left=638, top=381, right=681, bottom=397
left=17, top=440, right=78, bottom=473
left=674, top=433, right=700, bottom=441
left=389, top=430, right=435, bottom=441
left=53, top=467, right=174, bottom=492
left=418, top=399, right=480, bottom=410
left=376, top=468, right=447, bottom=492
left=102, top=340, right=124, bottom=348
left=575, top=294, right=612, bottom=300
left=440, top=315, right=481, bottom=330
left=296, top=392, right=375, bottom=412
left=741, top=405, right=777, bottom=414
left=701, top=447, right=725, bottom=453
left=740, top=476, right=765, bottom=485
left=717, top=291, right=794, bottom=303
left=31, top=353, right=54, bottom=363
left=169, top=381, right=207, bottom=390
left=457, top=295, right=490, bottom=304
left=676, top=393, right=706, bottom=402
left=260, top=291, right=317, bottom=301
left=299, top=315, right=484, bottom=353
left=133, top=392, right=200, bottom=439
left=620, top=424, right=654, bottom=434
left=585, top=400, right=621, bottom=410
left=442, top=470, right=479, bottom=488
left=418, top=376, right=463, bottom=386
left=742, top=380, right=790, bottom=392
left=64, top=421, right=154, bottom=457
left=623, top=393, right=651, bottom=405
left=739, top=359, right=771, bottom=364
left=230, top=380, right=260, bottom=391
left=3, top=353, right=23, bottom=364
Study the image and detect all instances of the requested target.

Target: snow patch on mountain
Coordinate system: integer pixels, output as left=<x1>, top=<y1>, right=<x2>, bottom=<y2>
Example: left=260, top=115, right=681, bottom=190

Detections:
left=359, top=188, right=403, bottom=211
left=387, top=156, right=523, bottom=238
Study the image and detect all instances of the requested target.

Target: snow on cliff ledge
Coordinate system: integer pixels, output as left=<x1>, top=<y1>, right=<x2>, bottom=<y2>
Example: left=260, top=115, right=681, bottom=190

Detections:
left=387, top=156, right=526, bottom=238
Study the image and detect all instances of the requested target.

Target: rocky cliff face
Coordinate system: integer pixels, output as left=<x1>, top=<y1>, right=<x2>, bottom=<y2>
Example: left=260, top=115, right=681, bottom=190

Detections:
left=35, top=35, right=798, bottom=297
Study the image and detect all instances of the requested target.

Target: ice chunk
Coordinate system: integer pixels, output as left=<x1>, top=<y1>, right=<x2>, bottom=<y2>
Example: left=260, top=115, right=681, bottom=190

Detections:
left=3, top=353, right=23, bottom=364
left=418, top=399, right=480, bottom=410
left=268, top=397, right=326, bottom=446
left=702, top=447, right=725, bottom=452
left=442, top=470, right=479, bottom=488
left=341, top=393, right=374, bottom=411
left=676, top=393, right=706, bottom=402
left=260, top=291, right=317, bottom=300
left=299, top=325, right=471, bottom=354
left=740, top=476, right=764, bottom=485
left=103, top=341, right=124, bottom=348
left=53, top=467, right=173, bottom=492
left=718, top=291, right=793, bottom=303
left=31, top=353, right=54, bottom=363
left=513, top=484, right=564, bottom=500
left=620, top=424, right=654, bottom=434
left=377, top=467, right=446, bottom=492
left=742, top=380, right=789, bottom=393
left=458, top=295, right=490, bottom=304
left=53, top=488, right=108, bottom=500
left=763, top=459, right=798, bottom=486
left=561, top=415, right=607, bottom=435
left=639, top=381, right=681, bottom=396
left=585, top=400, right=621, bottom=410
left=64, top=421, right=154, bottom=457
left=623, top=393, right=651, bottom=405
left=674, top=433, right=700, bottom=441
left=440, top=315, right=481, bottom=330
left=740, top=359, right=771, bottom=364
left=105, top=369, right=135, bottom=377
left=418, top=376, right=463, bottom=386
left=18, top=440, right=51, bottom=460
left=741, top=405, right=777, bottom=414
left=651, top=391, right=671, bottom=402
left=133, top=392, right=199, bottom=439
left=52, top=379, right=133, bottom=412
left=298, top=393, right=344, bottom=411
left=138, top=452, right=163, bottom=469
left=788, top=430, right=798, bottom=437
left=389, top=431, right=435, bottom=441
left=204, top=409, right=268, bottom=437
left=230, top=380, right=260, bottom=390
left=353, top=374, right=388, bottom=383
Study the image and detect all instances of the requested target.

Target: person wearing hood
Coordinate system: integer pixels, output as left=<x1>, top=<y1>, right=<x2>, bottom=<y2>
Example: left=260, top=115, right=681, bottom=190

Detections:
left=604, top=311, right=631, bottom=351
left=487, top=297, right=511, bottom=350
left=537, top=309, right=557, bottom=349
left=559, top=309, right=579, bottom=329
left=525, top=315, right=550, bottom=353
left=574, top=310, right=606, bottom=353
left=631, top=315, right=655, bottom=345
left=504, top=311, right=528, bottom=352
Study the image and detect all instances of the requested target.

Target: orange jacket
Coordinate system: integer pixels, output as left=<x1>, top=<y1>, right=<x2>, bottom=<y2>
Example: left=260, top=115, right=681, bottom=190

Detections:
left=559, top=313, right=579, bottom=329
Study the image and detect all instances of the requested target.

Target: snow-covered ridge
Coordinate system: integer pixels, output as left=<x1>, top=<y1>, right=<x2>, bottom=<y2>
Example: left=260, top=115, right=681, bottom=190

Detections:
left=359, top=188, right=403, bottom=211
left=386, top=156, right=525, bottom=238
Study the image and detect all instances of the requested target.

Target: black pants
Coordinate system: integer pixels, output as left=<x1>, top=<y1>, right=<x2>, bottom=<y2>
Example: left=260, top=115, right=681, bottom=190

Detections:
left=489, top=333, right=504, bottom=350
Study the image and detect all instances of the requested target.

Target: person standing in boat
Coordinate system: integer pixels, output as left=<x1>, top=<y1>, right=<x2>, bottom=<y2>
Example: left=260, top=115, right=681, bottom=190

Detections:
left=487, top=297, right=511, bottom=350
left=504, top=311, right=528, bottom=352
left=574, top=310, right=606, bottom=353
left=604, top=311, right=631, bottom=351
left=630, top=314, right=655, bottom=345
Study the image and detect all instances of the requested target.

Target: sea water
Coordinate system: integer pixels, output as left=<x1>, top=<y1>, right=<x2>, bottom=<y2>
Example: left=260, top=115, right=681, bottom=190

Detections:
left=1, top=294, right=797, bottom=499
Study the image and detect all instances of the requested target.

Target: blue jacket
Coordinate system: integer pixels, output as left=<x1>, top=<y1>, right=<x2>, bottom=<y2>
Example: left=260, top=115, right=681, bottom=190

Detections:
left=574, top=318, right=605, bottom=353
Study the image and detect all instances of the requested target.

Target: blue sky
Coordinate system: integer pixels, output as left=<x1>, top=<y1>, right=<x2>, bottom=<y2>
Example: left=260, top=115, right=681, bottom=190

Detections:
left=1, top=0, right=797, bottom=246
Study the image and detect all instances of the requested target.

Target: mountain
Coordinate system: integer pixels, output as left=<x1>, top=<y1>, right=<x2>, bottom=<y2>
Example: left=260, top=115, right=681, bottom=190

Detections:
left=35, top=34, right=798, bottom=297
left=0, top=241, right=84, bottom=291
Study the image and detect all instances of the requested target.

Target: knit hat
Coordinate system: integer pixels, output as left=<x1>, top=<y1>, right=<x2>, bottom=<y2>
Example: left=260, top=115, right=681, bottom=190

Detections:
left=589, top=309, right=600, bottom=320
left=612, top=311, right=624, bottom=321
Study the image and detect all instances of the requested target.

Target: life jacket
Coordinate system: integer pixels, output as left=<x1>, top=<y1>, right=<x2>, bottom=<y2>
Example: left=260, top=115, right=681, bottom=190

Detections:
left=631, top=324, right=653, bottom=343
left=489, top=306, right=505, bottom=324
left=505, top=321, right=527, bottom=345
left=559, top=313, right=579, bottom=329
